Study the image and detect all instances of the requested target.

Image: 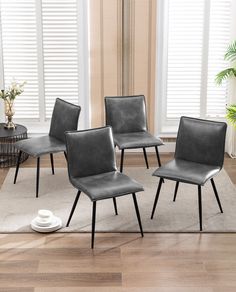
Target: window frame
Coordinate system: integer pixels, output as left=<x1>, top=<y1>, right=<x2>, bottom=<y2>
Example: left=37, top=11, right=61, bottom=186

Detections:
left=0, top=4, right=4, bottom=121
left=155, top=0, right=232, bottom=137
left=0, top=0, right=90, bottom=133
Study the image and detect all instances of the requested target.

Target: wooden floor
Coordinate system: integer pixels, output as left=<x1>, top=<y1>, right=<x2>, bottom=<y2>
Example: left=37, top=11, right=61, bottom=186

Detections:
left=0, top=153, right=236, bottom=291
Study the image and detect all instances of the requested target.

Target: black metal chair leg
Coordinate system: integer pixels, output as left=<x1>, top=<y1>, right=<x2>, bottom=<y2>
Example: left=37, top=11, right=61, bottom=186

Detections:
left=155, top=146, right=161, bottom=167
left=151, top=178, right=164, bottom=219
left=14, top=150, right=22, bottom=184
left=113, top=198, right=118, bottom=215
left=50, top=153, right=54, bottom=175
left=173, top=181, right=179, bottom=202
left=120, top=149, right=124, bottom=173
left=36, top=157, right=40, bottom=198
left=91, top=201, right=97, bottom=249
left=143, top=148, right=149, bottom=169
left=155, top=146, right=164, bottom=183
left=66, top=190, right=81, bottom=227
left=198, top=185, right=202, bottom=231
left=211, top=178, right=223, bottom=213
left=132, top=193, right=144, bottom=237
left=64, top=151, right=67, bottom=161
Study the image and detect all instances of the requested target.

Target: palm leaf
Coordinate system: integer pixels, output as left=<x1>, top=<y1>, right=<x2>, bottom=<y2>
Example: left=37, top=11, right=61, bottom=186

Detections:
left=226, top=104, right=236, bottom=127
left=215, top=67, right=236, bottom=85
left=224, top=40, right=236, bottom=62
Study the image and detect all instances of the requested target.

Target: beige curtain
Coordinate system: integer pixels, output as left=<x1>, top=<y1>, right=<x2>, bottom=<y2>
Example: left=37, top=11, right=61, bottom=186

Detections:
left=89, top=0, right=157, bottom=133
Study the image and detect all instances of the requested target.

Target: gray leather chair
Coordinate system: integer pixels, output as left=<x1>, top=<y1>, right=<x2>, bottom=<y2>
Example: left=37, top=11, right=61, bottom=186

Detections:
left=151, top=116, right=227, bottom=231
left=105, top=95, right=164, bottom=172
left=14, top=98, right=81, bottom=197
left=65, top=126, right=144, bottom=248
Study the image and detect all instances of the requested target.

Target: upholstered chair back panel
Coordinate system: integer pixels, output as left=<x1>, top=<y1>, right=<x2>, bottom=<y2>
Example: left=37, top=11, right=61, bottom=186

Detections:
left=49, top=98, right=81, bottom=142
left=175, top=116, right=227, bottom=168
left=65, top=127, right=117, bottom=178
left=105, top=95, right=147, bottom=134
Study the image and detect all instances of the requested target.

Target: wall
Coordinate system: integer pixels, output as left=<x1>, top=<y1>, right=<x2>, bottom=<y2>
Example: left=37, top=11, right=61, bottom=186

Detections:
left=89, top=0, right=156, bottom=133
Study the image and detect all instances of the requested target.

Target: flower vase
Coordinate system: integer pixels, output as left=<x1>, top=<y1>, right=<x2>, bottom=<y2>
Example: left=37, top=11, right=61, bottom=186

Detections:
left=4, top=99, right=16, bottom=129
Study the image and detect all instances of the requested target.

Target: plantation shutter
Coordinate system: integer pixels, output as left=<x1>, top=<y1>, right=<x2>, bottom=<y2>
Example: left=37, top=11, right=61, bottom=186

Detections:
left=0, top=0, right=39, bottom=119
left=166, top=0, right=204, bottom=118
left=42, top=0, right=79, bottom=119
left=207, top=0, right=231, bottom=117
left=164, top=0, right=231, bottom=121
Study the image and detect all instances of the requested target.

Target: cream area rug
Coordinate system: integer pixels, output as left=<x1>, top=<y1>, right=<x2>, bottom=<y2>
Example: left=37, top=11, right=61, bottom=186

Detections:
left=0, top=167, right=236, bottom=233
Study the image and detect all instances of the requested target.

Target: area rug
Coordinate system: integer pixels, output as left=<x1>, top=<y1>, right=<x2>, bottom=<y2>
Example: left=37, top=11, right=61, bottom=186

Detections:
left=0, top=167, right=236, bottom=232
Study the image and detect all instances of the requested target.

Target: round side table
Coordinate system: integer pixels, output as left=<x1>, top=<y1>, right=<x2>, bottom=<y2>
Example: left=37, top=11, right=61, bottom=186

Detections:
left=0, top=123, right=28, bottom=168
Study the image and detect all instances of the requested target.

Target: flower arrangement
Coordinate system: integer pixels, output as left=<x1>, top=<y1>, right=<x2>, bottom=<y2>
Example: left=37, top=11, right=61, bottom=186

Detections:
left=0, top=81, right=26, bottom=129
left=0, top=80, right=26, bottom=101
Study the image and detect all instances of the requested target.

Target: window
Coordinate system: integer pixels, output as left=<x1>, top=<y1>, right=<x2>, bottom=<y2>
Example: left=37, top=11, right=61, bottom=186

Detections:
left=42, top=0, right=79, bottom=119
left=1, top=0, right=39, bottom=119
left=156, top=0, right=232, bottom=134
left=0, top=0, right=89, bottom=130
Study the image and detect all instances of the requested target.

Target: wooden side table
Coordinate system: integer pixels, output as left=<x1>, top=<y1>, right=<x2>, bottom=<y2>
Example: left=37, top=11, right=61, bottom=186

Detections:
left=0, top=123, right=28, bottom=168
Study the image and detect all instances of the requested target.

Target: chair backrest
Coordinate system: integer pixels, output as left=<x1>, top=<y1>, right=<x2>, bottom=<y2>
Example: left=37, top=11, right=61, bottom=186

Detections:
left=65, top=126, right=117, bottom=178
left=49, top=98, right=81, bottom=142
left=175, top=116, right=227, bottom=168
left=105, top=95, right=148, bottom=134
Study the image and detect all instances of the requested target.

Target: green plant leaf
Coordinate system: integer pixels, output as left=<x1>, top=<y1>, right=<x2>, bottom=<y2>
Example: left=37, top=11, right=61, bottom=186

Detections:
left=224, top=40, right=236, bottom=62
left=215, top=67, right=236, bottom=85
left=226, top=104, right=236, bottom=127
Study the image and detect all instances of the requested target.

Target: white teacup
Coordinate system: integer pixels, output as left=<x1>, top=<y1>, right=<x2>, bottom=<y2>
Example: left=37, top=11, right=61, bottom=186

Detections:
left=35, top=210, right=53, bottom=227
left=38, top=209, right=53, bottom=219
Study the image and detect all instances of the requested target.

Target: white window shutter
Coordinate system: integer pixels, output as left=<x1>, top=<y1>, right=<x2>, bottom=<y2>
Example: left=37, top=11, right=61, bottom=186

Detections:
left=0, top=0, right=39, bottom=119
left=42, top=0, right=80, bottom=119
left=160, top=0, right=232, bottom=130
left=166, top=0, right=204, bottom=119
left=0, top=0, right=88, bottom=128
left=207, top=0, right=231, bottom=118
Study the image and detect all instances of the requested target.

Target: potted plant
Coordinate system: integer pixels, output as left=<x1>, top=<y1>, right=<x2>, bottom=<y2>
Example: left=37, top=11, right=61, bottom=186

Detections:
left=0, top=81, right=26, bottom=129
left=216, top=40, right=236, bottom=126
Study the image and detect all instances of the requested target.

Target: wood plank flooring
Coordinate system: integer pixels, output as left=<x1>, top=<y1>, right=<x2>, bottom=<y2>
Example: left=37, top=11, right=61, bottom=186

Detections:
left=0, top=152, right=236, bottom=291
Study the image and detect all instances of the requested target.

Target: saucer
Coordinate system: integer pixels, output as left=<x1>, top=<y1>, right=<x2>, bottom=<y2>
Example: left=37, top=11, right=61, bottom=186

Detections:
left=31, top=216, right=62, bottom=233
left=34, top=216, right=53, bottom=227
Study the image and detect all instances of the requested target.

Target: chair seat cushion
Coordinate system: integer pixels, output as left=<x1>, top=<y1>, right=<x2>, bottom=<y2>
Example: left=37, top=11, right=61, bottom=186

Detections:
left=114, top=131, right=164, bottom=149
left=152, top=158, right=221, bottom=185
left=70, top=171, right=144, bottom=201
left=14, top=135, right=66, bottom=157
